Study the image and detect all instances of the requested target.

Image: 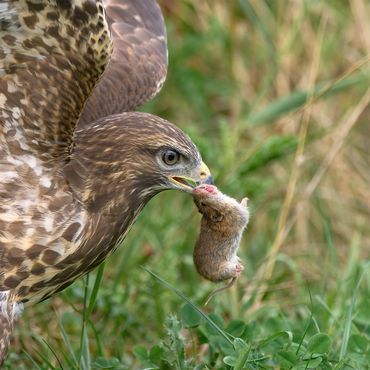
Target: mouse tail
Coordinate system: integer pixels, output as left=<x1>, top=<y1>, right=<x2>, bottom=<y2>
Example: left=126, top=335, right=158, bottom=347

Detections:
left=204, top=277, right=237, bottom=306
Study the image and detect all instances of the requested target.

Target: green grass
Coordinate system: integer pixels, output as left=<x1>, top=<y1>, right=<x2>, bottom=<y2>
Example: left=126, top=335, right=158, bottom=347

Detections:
left=5, top=0, right=370, bottom=368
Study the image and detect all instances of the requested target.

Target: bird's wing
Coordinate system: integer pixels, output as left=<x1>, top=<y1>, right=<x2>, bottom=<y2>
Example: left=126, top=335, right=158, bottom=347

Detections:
left=0, top=0, right=111, bottom=159
left=78, top=0, right=168, bottom=126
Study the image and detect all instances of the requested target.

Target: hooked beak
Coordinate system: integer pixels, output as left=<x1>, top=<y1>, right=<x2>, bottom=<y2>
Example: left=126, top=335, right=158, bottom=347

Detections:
left=168, top=161, right=214, bottom=193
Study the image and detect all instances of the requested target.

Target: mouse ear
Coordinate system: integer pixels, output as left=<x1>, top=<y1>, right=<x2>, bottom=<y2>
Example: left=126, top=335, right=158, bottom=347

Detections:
left=241, top=197, right=249, bottom=208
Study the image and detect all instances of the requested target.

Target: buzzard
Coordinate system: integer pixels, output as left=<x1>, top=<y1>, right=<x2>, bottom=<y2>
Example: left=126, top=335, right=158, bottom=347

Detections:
left=0, top=0, right=212, bottom=363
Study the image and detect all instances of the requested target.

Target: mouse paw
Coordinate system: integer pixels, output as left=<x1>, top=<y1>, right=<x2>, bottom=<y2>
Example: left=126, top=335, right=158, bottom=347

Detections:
left=234, top=262, right=244, bottom=275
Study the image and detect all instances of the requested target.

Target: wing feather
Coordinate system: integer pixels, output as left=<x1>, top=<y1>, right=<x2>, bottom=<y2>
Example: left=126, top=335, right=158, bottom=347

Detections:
left=0, top=0, right=112, bottom=159
left=78, top=0, right=168, bottom=126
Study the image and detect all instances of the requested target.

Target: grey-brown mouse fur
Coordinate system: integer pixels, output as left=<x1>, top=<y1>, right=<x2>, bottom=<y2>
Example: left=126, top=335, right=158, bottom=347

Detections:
left=192, top=184, right=249, bottom=304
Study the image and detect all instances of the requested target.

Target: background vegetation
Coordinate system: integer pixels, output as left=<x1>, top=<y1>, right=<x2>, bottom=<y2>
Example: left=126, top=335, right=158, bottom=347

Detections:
left=6, top=0, right=370, bottom=368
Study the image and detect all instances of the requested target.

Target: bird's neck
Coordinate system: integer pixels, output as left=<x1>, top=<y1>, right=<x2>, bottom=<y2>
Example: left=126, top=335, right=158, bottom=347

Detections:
left=64, top=151, right=154, bottom=216
left=63, top=131, right=157, bottom=273
left=79, top=200, right=147, bottom=270
left=65, top=120, right=152, bottom=215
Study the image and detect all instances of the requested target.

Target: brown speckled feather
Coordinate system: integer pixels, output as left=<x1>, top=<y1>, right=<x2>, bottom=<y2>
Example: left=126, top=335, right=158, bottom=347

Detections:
left=0, top=0, right=112, bottom=295
left=0, top=0, right=206, bottom=365
left=0, top=0, right=112, bottom=157
left=0, top=0, right=112, bottom=363
left=78, top=0, right=168, bottom=125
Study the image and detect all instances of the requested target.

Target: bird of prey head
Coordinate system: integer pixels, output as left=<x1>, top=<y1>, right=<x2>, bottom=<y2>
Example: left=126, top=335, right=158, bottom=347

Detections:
left=65, top=112, right=212, bottom=214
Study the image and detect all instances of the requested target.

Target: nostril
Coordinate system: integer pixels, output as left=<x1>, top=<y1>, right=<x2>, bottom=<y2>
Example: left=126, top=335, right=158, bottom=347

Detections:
left=200, top=171, right=207, bottom=178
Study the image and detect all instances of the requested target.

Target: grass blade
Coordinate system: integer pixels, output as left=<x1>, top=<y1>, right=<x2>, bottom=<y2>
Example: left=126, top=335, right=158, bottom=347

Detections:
left=79, top=275, right=91, bottom=370
left=57, top=315, right=79, bottom=367
left=248, top=73, right=368, bottom=126
left=87, top=262, right=105, bottom=318
left=41, top=338, right=63, bottom=370
left=142, top=266, right=234, bottom=346
left=339, top=261, right=370, bottom=360
left=21, top=350, right=43, bottom=370
left=30, top=334, right=58, bottom=369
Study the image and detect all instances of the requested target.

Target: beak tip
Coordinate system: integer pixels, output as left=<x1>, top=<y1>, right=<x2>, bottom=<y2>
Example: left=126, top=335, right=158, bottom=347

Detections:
left=199, top=175, right=214, bottom=186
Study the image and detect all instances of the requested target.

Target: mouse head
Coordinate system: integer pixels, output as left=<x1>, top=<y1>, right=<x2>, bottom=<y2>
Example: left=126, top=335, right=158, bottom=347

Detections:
left=193, top=185, right=224, bottom=222
left=193, top=185, right=249, bottom=224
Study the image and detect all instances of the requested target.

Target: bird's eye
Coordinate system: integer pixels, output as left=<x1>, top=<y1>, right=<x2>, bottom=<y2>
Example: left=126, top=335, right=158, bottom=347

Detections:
left=162, top=150, right=180, bottom=165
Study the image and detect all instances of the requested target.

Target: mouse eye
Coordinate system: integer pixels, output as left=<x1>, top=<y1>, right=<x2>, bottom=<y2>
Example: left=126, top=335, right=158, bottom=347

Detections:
left=162, top=150, right=180, bottom=165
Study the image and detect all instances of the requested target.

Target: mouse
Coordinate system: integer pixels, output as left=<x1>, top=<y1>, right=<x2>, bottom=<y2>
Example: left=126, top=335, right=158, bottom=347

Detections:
left=192, top=184, right=249, bottom=304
